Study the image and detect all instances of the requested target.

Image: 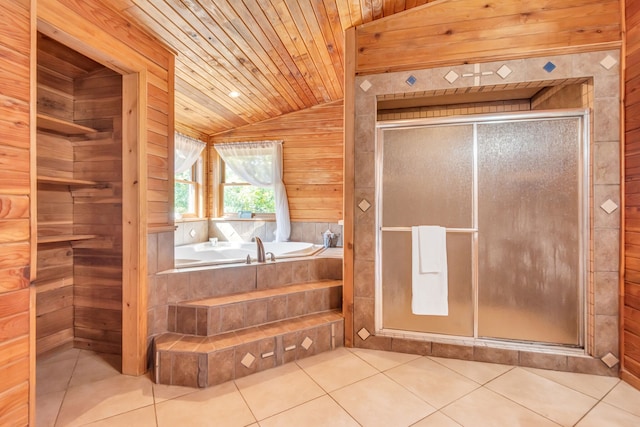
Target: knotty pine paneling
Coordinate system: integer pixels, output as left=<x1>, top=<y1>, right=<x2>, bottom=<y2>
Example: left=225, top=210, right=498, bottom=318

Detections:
left=211, top=100, right=344, bottom=222
left=0, top=0, right=32, bottom=423
left=355, top=0, right=622, bottom=75
left=625, top=0, right=640, bottom=389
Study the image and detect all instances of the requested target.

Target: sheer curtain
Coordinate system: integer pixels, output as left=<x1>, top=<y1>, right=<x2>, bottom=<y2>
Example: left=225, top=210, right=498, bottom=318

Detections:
left=215, top=141, right=290, bottom=242
left=175, top=132, right=206, bottom=174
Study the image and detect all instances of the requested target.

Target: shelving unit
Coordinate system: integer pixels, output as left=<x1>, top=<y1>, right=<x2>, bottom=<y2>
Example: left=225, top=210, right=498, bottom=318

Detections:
left=34, top=33, right=124, bottom=357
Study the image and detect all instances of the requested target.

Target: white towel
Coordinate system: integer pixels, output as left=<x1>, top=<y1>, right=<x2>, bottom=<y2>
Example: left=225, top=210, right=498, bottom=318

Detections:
left=411, top=226, right=448, bottom=316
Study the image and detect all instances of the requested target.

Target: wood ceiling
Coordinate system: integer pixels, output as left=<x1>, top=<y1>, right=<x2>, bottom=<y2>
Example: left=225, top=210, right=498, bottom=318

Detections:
left=106, top=0, right=434, bottom=137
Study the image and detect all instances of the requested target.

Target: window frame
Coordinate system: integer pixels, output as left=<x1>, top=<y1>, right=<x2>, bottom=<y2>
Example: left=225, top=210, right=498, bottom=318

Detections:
left=217, top=157, right=276, bottom=219
left=175, top=152, right=204, bottom=220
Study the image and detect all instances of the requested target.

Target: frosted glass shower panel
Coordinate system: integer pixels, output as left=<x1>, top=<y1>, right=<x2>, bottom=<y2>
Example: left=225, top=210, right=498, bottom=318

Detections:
left=382, top=232, right=474, bottom=336
left=381, top=125, right=474, bottom=228
left=476, top=119, right=583, bottom=346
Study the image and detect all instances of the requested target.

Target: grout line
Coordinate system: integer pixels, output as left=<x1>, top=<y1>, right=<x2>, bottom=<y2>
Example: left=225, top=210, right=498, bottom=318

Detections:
left=52, top=349, right=82, bottom=427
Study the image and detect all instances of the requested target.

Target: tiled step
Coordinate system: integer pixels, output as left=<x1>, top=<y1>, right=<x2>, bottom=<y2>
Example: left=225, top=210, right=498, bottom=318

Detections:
left=169, top=280, right=343, bottom=336
left=154, top=310, right=344, bottom=388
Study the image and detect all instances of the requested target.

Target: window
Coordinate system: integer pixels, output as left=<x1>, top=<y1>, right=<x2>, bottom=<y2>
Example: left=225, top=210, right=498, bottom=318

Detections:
left=220, top=160, right=275, bottom=215
left=175, top=154, right=203, bottom=218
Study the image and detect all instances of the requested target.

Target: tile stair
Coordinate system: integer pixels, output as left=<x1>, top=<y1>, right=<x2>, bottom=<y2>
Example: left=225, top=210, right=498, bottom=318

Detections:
left=154, top=279, right=344, bottom=388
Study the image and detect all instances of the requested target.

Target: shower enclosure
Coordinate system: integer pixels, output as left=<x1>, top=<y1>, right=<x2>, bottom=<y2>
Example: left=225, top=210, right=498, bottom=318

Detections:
left=375, top=110, right=588, bottom=347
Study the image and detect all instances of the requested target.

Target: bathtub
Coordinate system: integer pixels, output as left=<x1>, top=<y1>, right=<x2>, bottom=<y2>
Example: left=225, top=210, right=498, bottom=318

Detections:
left=174, top=241, right=324, bottom=268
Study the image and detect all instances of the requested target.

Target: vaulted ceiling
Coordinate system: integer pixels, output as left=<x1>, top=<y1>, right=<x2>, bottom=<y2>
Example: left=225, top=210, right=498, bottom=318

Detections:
left=106, top=0, right=434, bottom=136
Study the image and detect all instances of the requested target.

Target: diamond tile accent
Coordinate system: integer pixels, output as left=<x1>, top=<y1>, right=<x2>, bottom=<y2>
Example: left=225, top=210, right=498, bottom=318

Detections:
left=241, top=352, right=256, bottom=368
left=189, top=228, right=196, bottom=238
left=497, top=65, right=512, bottom=79
left=405, top=75, right=417, bottom=86
left=301, top=337, right=313, bottom=350
left=444, top=70, right=459, bottom=84
left=357, top=327, right=371, bottom=341
left=543, top=61, right=556, bottom=73
left=360, top=79, right=372, bottom=92
left=600, top=55, right=618, bottom=70
left=600, top=199, right=618, bottom=214
left=601, top=352, right=619, bottom=368
left=358, top=199, right=371, bottom=212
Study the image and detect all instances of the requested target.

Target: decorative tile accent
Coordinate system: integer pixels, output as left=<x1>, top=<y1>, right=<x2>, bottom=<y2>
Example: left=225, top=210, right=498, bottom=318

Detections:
left=444, top=70, right=459, bottom=84
left=497, top=65, right=512, bottom=79
left=358, top=199, right=371, bottom=212
left=241, top=352, right=255, bottom=368
left=405, top=75, right=417, bottom=86
left=261, top=351, right=274, bottom=359
left=543, top=61, right=556, bottom=73
left=600, top=55, right=618, bottom=70
left=189, top=228, right=196, bottom=238
left=357, top=327, right=371, bottom=341
left=600, top=199, right=618, bottom=214
left=301, top=336, right=313, bottom=350
left=284, top=344, right=296, bottom=352
left=360, top=80, right=372, bottom=92
left=601, top=352, right=619, bottom=368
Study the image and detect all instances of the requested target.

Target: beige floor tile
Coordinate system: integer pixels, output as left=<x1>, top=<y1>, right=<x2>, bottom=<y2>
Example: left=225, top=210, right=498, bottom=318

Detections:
left=411, top=411, right=462, bottom=427
left=37, top=357, right=77, bottom=396
left=441, top=387, right=559, bottom=427
left=524, top=367, right=619, bottom=399
left=429, top=356, right=513, bottom=385
left=85, top=405, right=157, bottom=426
left=602, top=381, right=640, bottom=417
left=297, top=347, right=378, bottom=392
left=38, top=348, right=81, bottom=366
left=152, top=381, right=198, bottom=404
left=36, top=390, right=65, bottom=427
left=235, top=362, right=325, bottom=420
left=349, top=347, right=421, bottom=371
left=55, top=374, right=155, bottom=427
left=259, top=395, right=359, bottom=427
left=486, top=367, right=597, bottom=426
left=576, top=401, right=640, bottom=427
left=331, top=373, right=435, bottom=427
left=68, top=352, right=122, bottom=388
left=156, top=382, right=255, bottom=427
left=386, top=357, right=479, bottom=409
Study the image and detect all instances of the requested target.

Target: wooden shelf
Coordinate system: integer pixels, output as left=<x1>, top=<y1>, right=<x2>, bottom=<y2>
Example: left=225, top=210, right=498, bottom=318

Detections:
left=37, top=113, right=98, bottom=135
left=37, top=175, right=99, bottom=186
left=37, top=234, right=97, bottom=244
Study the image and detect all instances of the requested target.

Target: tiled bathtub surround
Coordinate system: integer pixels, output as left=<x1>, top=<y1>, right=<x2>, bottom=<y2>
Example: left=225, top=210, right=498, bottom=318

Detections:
left=174, top=220, right=209, bottom=246
left=209, top=219, right=343, bottom=246
left=353, top=50, right=621, bottom=375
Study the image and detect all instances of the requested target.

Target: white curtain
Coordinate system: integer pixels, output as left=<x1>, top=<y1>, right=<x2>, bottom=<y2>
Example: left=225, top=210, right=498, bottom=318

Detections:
left=175, top=132, right=206, bottom=174
left=215, top=141, right=291, bottom=242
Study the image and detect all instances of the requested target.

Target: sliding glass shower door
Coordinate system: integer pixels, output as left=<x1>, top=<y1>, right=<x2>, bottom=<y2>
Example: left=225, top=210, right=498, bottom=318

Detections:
left=377, top=111, right=587, bottom=347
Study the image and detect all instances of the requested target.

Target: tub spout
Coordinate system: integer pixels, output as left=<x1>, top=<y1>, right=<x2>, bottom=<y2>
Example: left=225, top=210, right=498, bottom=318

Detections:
left=255, top=237, right=266, bottom=263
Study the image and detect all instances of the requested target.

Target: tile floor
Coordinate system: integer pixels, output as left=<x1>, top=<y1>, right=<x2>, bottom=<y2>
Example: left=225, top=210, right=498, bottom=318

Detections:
left=37, top=346, right=640, bottom=426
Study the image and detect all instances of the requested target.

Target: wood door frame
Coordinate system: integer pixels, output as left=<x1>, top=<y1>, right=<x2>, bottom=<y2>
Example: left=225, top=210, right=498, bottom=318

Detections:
left=35, top=20, right=148, bottom=376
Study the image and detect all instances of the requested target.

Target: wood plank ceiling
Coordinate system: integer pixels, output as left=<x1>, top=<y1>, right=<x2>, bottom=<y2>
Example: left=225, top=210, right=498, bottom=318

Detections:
left=105, top=0, right=433, bottom=136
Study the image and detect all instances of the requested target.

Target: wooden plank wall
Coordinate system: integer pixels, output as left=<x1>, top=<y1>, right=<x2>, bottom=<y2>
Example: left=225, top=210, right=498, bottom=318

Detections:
left=211, top=100, right=344, bottom=222
left=355, top=0, right=622, bottom=75
left=34, top=40, right=76, bottom=356
left=0, top=0, right=33, bottom=424
left=624, top=0, right=640, bottom=389
left=72, top=68, right=123, bottom=355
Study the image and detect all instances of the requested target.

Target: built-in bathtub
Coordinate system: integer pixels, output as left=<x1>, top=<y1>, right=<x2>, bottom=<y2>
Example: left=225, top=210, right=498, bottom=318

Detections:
left=174, top=241, right=324, bottom=268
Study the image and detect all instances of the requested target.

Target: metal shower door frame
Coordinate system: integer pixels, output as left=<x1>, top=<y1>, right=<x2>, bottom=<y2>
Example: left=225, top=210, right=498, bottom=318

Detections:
left=374, top=109, right=590, bottom=350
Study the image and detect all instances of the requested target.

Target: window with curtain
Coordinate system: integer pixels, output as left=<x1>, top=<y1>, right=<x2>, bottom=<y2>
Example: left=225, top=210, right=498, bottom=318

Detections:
left=174, top=132, right=206, bottom=219
left=214, top=141, right=290, bottom=242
